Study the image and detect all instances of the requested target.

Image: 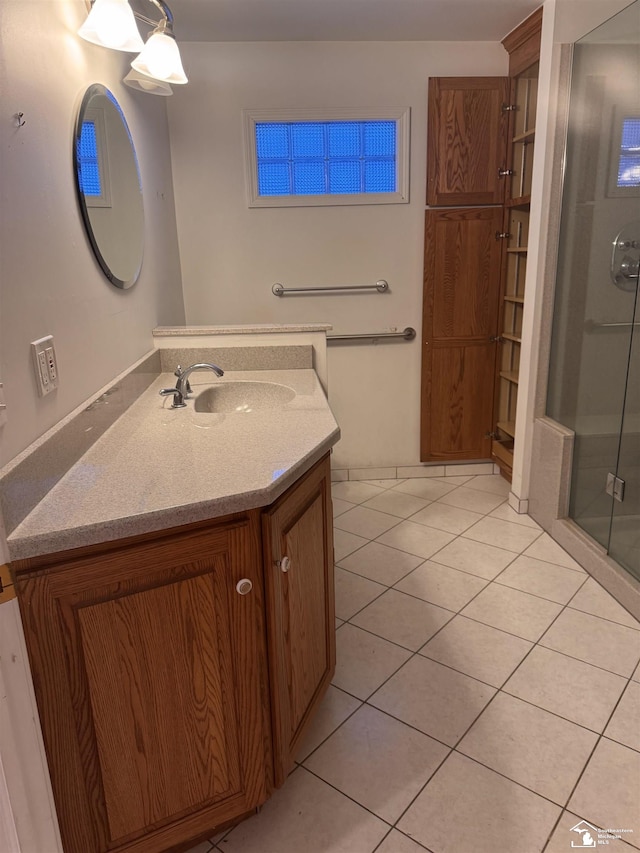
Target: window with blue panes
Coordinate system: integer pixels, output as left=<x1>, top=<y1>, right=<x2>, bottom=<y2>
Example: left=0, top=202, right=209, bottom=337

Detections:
left=256, top=120, right=397, bottom=197
left=618, top=117, right=640, bottom=188
left=78, top=121, right=102, bottom=197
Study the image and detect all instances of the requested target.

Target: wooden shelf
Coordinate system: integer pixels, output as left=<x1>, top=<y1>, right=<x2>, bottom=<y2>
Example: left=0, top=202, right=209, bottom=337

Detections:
left=512, top=129, right=535, bottom=143
left=497, top=420, right=516, bottom=438
left=506, top=195, right=531, bottom=208
left=500, top=371, right=519, bottom=384
left=492, top=440, right=514, bottom=471
left=504, top=295, right=525, bottom=304
left=506, top=247, right=528, bottom=254
left=502, top=333, right=521, bottom=343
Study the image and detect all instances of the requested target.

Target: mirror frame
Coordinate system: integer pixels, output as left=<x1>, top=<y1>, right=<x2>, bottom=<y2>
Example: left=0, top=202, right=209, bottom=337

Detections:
left=73, top=84, right=144, bottom=289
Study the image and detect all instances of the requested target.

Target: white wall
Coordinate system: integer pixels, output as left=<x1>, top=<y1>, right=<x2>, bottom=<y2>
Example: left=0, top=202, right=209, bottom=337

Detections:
left=0, top=0, right=186, bottom=468
left=168, top=41, right=508, bottom=468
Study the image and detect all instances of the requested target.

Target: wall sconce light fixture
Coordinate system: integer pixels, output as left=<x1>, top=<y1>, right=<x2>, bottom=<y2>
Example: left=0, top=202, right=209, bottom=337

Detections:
left=79, top=0, right=188, bottom=90
left=123, top=68, right=173, bottom=95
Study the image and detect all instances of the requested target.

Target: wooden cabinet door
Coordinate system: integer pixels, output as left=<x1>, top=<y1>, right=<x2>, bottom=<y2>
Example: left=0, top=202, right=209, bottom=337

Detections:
left=421, top=207, right=503, bottom=461
left=427, top=77, right=509, bottom=206
left=262, top=455, right=335, bottom=786
left=17, top=516, right=271, bottom=853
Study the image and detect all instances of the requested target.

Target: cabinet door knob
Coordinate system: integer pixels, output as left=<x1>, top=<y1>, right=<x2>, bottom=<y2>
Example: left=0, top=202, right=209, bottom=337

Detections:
left=236, top=578, right=253, bottom=595
left=277, top=556, right=291, bottom=573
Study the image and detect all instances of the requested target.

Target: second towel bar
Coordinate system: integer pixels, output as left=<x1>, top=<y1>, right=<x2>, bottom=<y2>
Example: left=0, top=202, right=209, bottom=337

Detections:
left=327, top=327, right=416, bottom=342
left=272, top=280, right=388, bottom=296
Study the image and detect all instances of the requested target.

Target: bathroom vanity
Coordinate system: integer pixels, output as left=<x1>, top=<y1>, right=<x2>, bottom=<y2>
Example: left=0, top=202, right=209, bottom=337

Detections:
left=4, top=339, right=339, bottom=853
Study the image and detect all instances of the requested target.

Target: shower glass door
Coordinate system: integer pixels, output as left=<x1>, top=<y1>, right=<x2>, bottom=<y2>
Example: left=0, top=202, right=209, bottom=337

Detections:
left=546, top=0, right=640, bottom=580
left=609, top=286, right=639, bottom=576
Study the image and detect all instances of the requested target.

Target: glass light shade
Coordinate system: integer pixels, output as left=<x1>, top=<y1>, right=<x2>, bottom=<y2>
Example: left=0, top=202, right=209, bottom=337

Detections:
left=78, top=0, right=144, bottom=52
left=124, top=69, right=173, bottom=96
left=131, top=32, right=188, bottom=84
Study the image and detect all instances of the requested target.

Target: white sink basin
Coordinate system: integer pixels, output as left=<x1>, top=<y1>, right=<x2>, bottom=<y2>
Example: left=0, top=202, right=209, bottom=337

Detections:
left=194, top=380, right=296, bottom=413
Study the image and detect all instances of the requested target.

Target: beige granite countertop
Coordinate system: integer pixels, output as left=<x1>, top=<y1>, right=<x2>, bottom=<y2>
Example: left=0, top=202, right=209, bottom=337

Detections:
left=8, top=369, right=339, bottom=561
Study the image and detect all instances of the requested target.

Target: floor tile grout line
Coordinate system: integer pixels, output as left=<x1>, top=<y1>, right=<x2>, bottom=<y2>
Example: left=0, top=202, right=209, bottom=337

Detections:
left=447, top=747, right=581, bottom=811
left=337, top=535, right=637, bottom=677
left=386, top=697, right=573, bottom=837
left=295, top=692, right=365, bottom=767
left=565, top=602, right=640, bottom=632
left=362, top=572, right=616, bottom=825
left=335, top=553, right=429, bottom=590
left=336, top=580, right=413, bottom=626
left=371, top=827, right=435, bottom=853
left=487, top=548, right=591, bottom=605
left=298, top=763, right=397, bottom=830
left=535, top=638, right=640, bottom=680
left=340, top=555, right=505, bottom=665
left=563, top=569, right=640, bottom=629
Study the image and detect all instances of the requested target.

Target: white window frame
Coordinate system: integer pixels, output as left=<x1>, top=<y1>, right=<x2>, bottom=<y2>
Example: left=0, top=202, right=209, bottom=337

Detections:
left=242, top=107, right=410, bottom=208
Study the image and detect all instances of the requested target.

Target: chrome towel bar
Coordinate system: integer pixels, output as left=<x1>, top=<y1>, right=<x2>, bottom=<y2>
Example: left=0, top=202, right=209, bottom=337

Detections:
left=585, top=320, right=640, bottom=331
left=272, top=280, right=389, bottom=296
left=327, top=327, right=416, bottom=343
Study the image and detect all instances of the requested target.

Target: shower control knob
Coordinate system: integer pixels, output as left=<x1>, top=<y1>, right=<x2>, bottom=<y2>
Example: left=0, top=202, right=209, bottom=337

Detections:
left=236, top=578, right=253, bottom=596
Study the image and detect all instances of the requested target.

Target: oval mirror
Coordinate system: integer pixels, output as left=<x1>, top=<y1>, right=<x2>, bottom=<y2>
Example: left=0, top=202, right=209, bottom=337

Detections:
left=73, top=84, right=144, bottom=289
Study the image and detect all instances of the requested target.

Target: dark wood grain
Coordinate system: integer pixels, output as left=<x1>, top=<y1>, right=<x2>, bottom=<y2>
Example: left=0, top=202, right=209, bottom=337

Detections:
left=421, top=207, right=502, bottom=461
left=427, top=77, right=509, bottom=206
left=17, top=514, right=272, bottom=853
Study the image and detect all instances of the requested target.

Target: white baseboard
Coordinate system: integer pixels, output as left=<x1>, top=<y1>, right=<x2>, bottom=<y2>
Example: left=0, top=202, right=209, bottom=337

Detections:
left=331, top=461, right=500, bottom=482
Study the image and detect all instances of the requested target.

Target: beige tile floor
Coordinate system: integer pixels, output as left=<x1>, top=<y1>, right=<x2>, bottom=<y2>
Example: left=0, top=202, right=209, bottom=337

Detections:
left=188, top=473, right=640, bottom=853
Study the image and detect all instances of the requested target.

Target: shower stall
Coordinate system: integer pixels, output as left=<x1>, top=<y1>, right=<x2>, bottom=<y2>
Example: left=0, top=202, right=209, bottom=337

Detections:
left=546, top=0, right=639, bottom=582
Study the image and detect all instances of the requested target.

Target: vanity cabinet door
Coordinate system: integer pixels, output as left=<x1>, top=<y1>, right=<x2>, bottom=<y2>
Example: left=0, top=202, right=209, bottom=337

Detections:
left=262, top=454, right=336, bottom=786
left=16, top=515, right=272, bottom=853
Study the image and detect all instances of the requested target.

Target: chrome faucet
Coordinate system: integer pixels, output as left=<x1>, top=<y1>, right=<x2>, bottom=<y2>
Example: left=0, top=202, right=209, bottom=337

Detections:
left=159, top=362, right=224, bottom=408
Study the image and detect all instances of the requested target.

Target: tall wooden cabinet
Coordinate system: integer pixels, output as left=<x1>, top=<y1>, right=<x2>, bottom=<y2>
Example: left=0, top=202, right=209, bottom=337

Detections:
left=14, top=455, right=335, bottom=853
left=421, top=8, right=542, bottom=477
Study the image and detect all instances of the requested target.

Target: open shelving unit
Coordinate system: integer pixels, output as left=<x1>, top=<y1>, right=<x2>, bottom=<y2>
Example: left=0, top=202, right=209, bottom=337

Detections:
left=492, top=15, right=541, bottom=478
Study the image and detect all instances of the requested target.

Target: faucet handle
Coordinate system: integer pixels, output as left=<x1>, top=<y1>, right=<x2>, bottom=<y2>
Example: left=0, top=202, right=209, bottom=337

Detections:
left=159, top=387, right=186, bottom=408
left=174, top=365, right=192, bottom=394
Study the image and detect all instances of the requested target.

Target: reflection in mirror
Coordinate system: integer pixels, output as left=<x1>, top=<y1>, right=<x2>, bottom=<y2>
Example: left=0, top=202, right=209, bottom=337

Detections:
left=74, top=84, right=144, bottom=289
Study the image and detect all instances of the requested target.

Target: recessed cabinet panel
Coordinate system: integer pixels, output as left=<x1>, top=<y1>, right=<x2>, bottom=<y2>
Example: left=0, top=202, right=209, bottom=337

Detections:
left=263, top=455, right=336, bottom=786
left=425, top=343, right=497, bottom=460
left=78, top=572, right=239, bottom=842
left=17, top=518, right=271, bottom=853
left=429, top=208, right=503, bottom=338
left=427, top=77, right=509, bottom=206
left=421, top=207, right=502, bottom=461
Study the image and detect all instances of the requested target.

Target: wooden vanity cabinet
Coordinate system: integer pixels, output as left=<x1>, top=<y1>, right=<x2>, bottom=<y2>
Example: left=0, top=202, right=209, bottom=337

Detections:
left=14, top=454, right=335, bottom=853
left=262, top=455, right=335, bottom=786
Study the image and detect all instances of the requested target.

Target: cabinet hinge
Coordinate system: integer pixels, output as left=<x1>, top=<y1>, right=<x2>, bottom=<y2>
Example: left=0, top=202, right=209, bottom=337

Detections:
left=485, top=431, right=499, bottom=439
left=498, top=168, right=515, bottom=178
left=502, top=104, right=518, bottom=112
left=489, top=335, right=504, bottom=343
left=495, top=231, right=511, bottom=241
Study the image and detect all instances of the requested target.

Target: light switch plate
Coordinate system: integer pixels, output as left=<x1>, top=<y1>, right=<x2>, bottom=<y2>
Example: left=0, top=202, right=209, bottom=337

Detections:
left=31, top=335, right=59, bottom=396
